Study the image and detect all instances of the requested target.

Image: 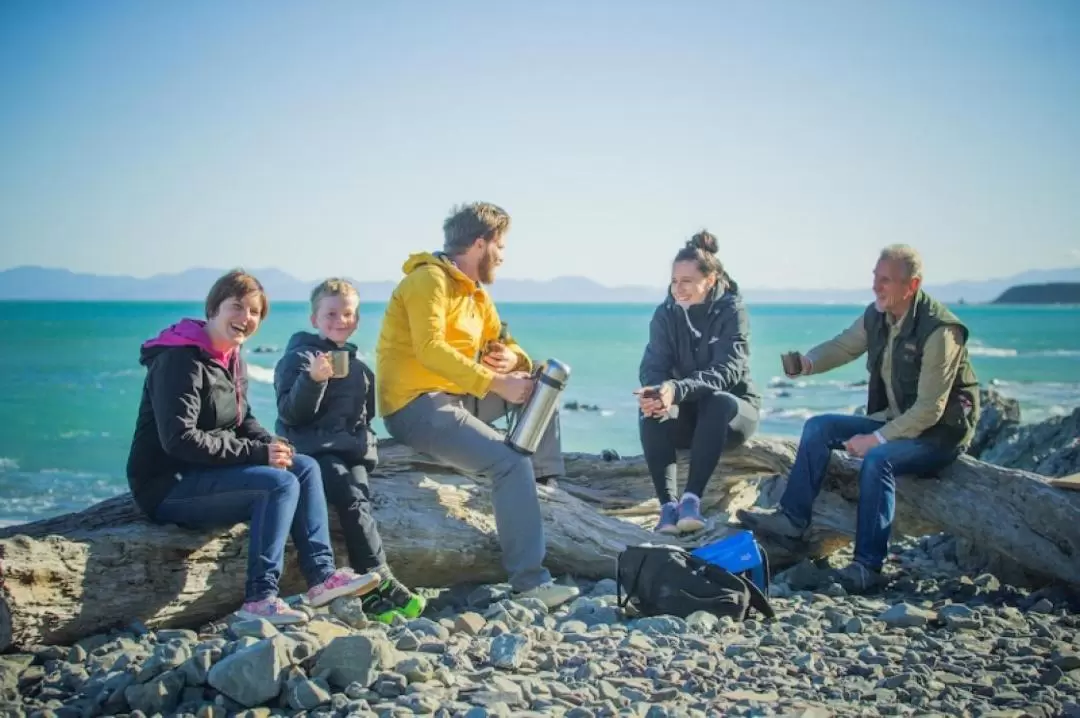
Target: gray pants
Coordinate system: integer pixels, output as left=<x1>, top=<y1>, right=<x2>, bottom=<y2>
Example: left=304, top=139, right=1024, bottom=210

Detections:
left=383, top=391, right=565, bottom=592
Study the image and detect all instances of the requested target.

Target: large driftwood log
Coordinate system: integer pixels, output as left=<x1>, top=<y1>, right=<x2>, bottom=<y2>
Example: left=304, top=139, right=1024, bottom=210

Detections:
left=2, top=437, right=1078, bottom=651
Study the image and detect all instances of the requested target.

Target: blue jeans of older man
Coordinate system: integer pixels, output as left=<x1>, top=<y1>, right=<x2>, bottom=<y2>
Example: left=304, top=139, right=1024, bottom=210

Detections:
left=779, top=414, right=960, bottom=570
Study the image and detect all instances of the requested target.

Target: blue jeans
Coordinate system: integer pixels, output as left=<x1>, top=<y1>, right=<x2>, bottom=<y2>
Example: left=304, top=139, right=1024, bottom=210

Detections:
left=154, top=454, right=337, bottom=602
left=779, top=414, right=959, bottom=570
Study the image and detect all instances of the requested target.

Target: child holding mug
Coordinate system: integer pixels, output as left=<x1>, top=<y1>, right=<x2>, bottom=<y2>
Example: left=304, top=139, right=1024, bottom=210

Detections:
left=273, top=278, right=426, bottom=623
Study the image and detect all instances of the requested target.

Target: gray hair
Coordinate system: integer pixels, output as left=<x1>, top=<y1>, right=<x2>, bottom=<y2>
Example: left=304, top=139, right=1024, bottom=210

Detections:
left=878, top=244, right=923, bottom=281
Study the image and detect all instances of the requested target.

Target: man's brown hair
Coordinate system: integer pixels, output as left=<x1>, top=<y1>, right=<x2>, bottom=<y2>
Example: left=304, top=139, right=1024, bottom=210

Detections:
left=205, top=269, right=269, bottom=319
left=443, top=201, right=511, bottom=255
left=310, top=278, right=359, bottom=313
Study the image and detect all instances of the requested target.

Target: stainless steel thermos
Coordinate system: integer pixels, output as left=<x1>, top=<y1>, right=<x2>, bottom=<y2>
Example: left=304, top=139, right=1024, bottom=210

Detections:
left=506, top=359, right=571, bottom=455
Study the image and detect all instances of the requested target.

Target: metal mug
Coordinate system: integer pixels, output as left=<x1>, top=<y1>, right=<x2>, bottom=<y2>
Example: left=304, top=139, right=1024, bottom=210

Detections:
left=330, top=350, right=350, bottom=379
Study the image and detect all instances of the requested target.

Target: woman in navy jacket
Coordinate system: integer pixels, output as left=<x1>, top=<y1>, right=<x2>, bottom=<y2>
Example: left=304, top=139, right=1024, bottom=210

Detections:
left=636, top=231, right=761, bottom=534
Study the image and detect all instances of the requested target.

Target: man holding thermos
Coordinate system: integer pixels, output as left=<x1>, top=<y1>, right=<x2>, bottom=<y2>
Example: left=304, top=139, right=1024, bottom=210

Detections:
left=375, top=201, right=580, bottom=609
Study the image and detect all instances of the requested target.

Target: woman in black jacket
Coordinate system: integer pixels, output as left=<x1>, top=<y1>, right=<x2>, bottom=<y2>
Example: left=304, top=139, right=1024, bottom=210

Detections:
left=636, top=232, right=761, bottom=534
left=126, top=270, right=379, bottom=625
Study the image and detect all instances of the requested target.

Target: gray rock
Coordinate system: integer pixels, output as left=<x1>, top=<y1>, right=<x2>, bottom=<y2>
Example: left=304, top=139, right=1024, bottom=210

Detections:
left=1052, top=649, right=1080, bottom=671
left=230, top=619, right=279, bottom=640
left=407, top=618, right=450, bottom=641
left=397, top=693, right=442, bottom=714
left=685, top=611, right=719, bottom=633
left=634, top=616, right=687, bottom=636
left=156, top=629, right=199, bottom=644
left=136, top=642, right=191, bottom=683
left=454, top=613, right=487, bottom=637
left=844, top=617, right=866, bottom=634
left=489, top=634, right=531, bottom=669
left=329, top=596, right=369, bottom=629
left=394, top=629, right=421, bottom=651
left=1029, top=598, right=1055, bottom=614
left=124, top=668, right=185, bottom=715
left=397, top=657, right=435, bottom=684
left=285, top=677, right=333, bottom=711
left=467, top=584, right=512, bottom=610
left=879, top=603, right=936, bottom=628
left=207, top=635, right=292, bottom=708
left=313, top=634, right=399, bottom=689
left=590, top=579, right=618, bottom=597
left=180, top=650, right=215, bottom=686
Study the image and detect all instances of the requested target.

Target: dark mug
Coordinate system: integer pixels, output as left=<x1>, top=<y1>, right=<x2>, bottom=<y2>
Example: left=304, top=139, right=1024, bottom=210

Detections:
left=781, top=351, right=802, bottom=377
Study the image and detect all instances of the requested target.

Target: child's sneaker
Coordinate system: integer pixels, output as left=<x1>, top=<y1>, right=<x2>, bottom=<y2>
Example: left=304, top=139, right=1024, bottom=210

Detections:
left=306, top=568, right=381, bottom=608
left=235, top=596, right=309, bottom=625
left=362, top=578, right=428, bottom=624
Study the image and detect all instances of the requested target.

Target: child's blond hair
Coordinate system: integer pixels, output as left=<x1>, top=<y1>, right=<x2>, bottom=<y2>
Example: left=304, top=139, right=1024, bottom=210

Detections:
left=310, top=278, right=359, bottom=313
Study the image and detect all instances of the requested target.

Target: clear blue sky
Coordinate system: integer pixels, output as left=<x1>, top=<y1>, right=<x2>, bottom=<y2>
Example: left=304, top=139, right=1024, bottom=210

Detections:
left=1, top=1, right=1077, bottom=289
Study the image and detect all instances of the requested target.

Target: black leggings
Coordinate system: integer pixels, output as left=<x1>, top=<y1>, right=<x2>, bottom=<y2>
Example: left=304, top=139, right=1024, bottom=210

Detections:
left=639, top=391, right=759, bottom=505
left=315, top=454, right=387, bottom=574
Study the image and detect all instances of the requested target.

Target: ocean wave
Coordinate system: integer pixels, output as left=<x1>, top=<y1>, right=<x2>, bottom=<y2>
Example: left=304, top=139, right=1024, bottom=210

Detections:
left=968, top=345, right=1019, bottom=357
left=0, top=457, right=19, bottom=471
left=246, top=364, right=276, bottom=384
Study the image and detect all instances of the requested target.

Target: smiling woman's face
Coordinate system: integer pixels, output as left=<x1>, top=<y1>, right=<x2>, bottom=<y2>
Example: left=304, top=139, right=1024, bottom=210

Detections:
left=207, top=292, right=264, bottom=349
left=670, top=260, right=716, bottom=306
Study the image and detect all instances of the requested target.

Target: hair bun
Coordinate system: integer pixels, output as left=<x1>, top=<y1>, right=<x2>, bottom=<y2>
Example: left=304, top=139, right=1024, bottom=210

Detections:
left=688, top=230, right=718, bottom=255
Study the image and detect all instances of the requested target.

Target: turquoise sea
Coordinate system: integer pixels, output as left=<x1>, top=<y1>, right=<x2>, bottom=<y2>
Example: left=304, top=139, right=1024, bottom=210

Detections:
left=1, top=301, right=1078, bottom=526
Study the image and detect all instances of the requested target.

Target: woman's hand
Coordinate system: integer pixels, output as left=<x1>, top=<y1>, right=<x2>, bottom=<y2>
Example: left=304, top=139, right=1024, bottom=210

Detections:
left=268, top=439, right=294, bottom=469
left=635, top=382, right=675, bottom=418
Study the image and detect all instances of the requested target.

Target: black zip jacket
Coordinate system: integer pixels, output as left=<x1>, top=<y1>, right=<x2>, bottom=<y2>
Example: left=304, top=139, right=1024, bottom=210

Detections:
left=126, top=321, right=273, bottom=517
left=273, top=332, right=378, bottom=471
left=639, top=278, right=761, bottom=408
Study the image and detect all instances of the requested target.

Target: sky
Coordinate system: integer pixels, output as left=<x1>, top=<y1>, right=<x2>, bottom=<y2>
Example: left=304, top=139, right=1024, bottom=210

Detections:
left=1, top=1, right=1078, bottom=290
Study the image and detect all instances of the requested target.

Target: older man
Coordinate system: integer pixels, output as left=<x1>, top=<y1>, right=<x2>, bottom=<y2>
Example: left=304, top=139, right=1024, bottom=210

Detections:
left=739, top=245, right=979, bottom=593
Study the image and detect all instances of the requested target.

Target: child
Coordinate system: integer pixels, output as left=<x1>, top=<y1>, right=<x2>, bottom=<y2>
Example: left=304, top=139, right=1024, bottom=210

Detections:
left=273, top=278, right=426, bottom=623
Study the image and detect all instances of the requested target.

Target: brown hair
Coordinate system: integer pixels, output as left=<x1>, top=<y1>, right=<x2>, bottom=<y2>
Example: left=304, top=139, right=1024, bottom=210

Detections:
left=443, top=201, right=511, bottom=254
left=309, top=278, right=359, bottom=313
left=673, top=230, right=725, bottom=283
left=204, top=269, right=269, bottom=320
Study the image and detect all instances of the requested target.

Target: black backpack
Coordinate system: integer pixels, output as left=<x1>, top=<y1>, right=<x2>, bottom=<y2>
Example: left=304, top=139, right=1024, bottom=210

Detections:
left=616, top=544, right=775, bottom=621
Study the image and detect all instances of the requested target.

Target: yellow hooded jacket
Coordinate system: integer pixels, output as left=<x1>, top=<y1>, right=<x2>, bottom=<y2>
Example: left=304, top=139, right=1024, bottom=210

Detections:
left=375, top=252, right=531, bottom=417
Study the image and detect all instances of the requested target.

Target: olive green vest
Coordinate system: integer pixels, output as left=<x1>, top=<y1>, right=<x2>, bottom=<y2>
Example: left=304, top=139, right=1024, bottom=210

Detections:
left=863, top=291, right=980, bottom=450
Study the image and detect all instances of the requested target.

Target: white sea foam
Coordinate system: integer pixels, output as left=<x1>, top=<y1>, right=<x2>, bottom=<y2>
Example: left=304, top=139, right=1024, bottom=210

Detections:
left=246, top=364, right=276, bottom=385
left=968, top=344, right=1019, bottom=357
left=0, top=457, right=19, bottom=471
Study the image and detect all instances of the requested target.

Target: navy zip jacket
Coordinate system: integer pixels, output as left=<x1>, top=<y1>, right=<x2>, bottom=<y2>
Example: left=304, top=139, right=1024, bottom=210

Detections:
left=638, top=278, right=761, bottom=409
left=273, top=331, right=378, bottom=471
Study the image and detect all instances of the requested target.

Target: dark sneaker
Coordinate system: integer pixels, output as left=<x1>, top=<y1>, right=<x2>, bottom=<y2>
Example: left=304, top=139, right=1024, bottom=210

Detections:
left=361, top=578, right=427, bottom=624
left=828, top=561, right=881, bottom=594
left=735, top=507, right=807, bottom=540
left=655, top=501, right=679, bottom=534
left=676, top=495, right=705, bottom=533
left=536, top=475, right=560, bottom=489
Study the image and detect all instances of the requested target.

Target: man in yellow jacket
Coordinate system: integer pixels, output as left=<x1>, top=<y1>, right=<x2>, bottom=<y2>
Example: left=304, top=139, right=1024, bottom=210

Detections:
left=376, top=201, right=579, bottom=609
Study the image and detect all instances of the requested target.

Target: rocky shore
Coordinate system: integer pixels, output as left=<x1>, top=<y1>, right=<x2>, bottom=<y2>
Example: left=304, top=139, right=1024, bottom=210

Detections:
left=2, top=388, right=1078, bottom=718
left=3, top=532, right=1079, bottom=718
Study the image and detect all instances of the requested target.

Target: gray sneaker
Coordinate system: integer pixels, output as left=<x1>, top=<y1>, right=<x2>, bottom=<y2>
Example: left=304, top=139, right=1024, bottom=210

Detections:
left=735, top=507, right=807, bottom=540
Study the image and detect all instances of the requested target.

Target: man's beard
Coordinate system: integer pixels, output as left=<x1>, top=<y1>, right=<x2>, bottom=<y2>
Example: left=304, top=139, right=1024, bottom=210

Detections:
left=478, top=252, right=497, bottom=285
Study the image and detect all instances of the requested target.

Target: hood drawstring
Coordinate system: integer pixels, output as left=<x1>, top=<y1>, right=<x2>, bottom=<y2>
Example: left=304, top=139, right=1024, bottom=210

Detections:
left=679, top=304, right=703, bottom=339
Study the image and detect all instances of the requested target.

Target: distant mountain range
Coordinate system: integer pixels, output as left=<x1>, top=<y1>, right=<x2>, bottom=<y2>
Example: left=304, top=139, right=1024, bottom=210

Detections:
left=2, top=265, right=1079, bottom=304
